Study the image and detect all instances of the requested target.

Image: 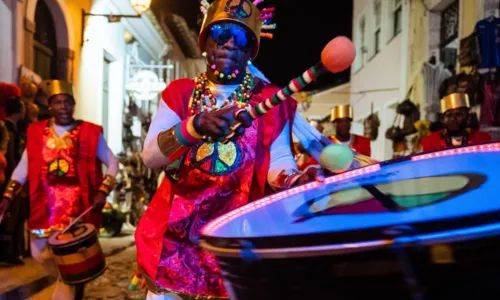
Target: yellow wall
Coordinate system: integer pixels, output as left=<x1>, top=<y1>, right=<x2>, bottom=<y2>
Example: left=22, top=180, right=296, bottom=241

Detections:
left=63, top=0, right=93, bottom=99
left=460, top=0, right=478, bottom=38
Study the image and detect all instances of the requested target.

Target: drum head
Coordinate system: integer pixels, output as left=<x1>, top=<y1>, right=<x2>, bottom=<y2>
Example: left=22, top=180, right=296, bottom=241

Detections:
left=48, top=223, right=96, bottom=247
left=201, top=143, right=500, bottom=250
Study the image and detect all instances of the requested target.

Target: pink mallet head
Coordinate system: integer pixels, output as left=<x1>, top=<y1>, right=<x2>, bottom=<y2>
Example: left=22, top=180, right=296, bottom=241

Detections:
left=321, top=36, right=356, bottom=73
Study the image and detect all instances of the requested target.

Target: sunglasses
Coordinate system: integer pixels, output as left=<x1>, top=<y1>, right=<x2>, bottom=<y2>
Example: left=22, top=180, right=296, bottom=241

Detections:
left=209, top=23, right=254, bottom=52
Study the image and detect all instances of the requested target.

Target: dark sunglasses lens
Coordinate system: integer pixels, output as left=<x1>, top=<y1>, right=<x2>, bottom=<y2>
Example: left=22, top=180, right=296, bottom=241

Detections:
left=210, top=24, right=253, bottom=52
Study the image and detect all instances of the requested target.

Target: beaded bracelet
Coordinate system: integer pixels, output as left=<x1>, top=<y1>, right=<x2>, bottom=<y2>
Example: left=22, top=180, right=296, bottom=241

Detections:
left=3, top=180, right=22, bottom=202
left=98, top=175, right=117, bottom=195
left=271, top=169, right=303, bottom=190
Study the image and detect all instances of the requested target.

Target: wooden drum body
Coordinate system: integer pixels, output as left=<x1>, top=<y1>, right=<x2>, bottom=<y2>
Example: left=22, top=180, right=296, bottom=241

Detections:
left=200, top=143, right=500, bottom=300
left=48, top=223, right=106, bottom=285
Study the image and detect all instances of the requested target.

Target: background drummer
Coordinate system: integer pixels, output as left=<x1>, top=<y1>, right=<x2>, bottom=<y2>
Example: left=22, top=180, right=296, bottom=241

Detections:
left=0, top=80, right=119, bottom=300
left=329, top=104, right=371, bottom=157
left=421, top=93, right=491, bottom=152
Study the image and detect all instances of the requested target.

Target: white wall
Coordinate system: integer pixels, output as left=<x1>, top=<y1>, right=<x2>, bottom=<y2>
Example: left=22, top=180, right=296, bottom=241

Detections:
left=350, top=0, right=408, bottom=160
left=78, top=0, right=129, bottom=155
left=0, top=0, right=15, bottom=82
left=78, top=0, right=167, bottom=155
left=300, top=83, right=351, bottom=120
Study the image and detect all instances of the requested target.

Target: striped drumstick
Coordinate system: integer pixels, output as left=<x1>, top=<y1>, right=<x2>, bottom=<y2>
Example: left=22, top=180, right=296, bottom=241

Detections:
left=249, top=62, right=326, bottom=120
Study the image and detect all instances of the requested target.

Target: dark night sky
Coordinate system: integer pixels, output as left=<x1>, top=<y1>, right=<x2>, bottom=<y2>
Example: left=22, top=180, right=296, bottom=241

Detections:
left=152, top=0, right=353, bottom=91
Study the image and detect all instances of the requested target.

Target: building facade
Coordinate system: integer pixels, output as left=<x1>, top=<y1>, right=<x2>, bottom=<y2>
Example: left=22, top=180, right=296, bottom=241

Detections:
left=0, top=0, right=203, bottom=154
left=350, top=0, right=409, bottom=160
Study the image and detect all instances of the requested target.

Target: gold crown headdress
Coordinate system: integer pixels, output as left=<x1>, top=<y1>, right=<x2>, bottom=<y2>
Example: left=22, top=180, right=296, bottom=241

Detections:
left=331, top=104, right=353, bottom=122
left=199, top=0, right=277, bottom=59
left=39, top=80, right=74, bottom=100
left=440, top=93, right=470, bottom=114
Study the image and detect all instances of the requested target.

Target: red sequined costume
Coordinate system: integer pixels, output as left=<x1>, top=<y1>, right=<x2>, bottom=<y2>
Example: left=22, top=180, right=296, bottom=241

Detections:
left=26, top=120, right=104, bottom=231
left=136, top=79, right=296, bottom=298
left=421, top=129, right=492, bottom=152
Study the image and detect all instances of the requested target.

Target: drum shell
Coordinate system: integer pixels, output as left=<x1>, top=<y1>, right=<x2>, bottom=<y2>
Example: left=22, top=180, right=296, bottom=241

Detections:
left=211, top=235, right=500, bottom=300
left=48, top=224, right=106, bottom=285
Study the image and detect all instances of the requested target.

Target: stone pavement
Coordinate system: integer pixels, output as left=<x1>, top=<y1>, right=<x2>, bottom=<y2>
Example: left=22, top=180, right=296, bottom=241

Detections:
left=29, top=246, right=145, bottom=300
left=0, top=232, right=136, bottom=299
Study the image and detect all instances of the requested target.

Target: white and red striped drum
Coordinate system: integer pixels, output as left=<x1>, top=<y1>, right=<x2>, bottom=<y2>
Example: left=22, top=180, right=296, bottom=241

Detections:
left=200, top=143, right=500, bottom=300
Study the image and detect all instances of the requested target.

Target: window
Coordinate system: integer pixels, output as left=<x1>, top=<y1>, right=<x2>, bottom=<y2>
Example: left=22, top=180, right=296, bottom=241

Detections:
left=393, top=0, right=402, bottom=37
left=374, top=0, right=382, bottom=54
left=360, top=17, right=367, bottom=66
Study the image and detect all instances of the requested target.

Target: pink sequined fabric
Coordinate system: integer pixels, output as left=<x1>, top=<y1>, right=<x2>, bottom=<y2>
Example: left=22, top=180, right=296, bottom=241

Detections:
left=155, top=123, right=258, bottom=297
left=41, top=124, right=82, bottom=230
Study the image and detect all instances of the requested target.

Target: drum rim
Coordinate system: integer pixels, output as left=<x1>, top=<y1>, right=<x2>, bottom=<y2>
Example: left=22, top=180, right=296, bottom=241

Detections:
left=200, top=220, right=500, bottom=258
left=48, top=223, right=96, bottom=246
left=200, top=142, right=500, bottom=242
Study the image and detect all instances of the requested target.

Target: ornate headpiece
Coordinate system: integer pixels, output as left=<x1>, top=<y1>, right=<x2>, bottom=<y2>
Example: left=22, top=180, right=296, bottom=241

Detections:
left=331, top=104, right=353, bottom=122
left=39, top=80, right=74, bottom=100
left=199, top=0, right=276, bottom=59
left=440, top=93, right=470, bottom=113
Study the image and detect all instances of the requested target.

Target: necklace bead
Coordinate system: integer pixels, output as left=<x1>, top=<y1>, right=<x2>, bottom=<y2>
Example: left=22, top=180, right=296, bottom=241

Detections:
left=189, top=72, right=254, bottom=115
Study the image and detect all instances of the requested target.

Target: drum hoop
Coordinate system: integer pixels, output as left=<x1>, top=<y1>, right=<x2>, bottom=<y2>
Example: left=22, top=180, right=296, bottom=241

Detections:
left=200, top=221, right=500, bottom=259
left=48, top=223, right=95, bottom=246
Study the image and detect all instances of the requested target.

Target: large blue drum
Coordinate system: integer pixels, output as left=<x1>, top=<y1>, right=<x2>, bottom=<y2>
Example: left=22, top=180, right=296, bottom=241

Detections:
left=200, top=143, right=500, bottom=300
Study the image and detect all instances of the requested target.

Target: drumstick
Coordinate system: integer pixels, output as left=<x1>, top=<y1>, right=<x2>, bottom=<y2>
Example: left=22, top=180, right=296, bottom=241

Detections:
left=61, top=205, right=95, bottom=234
left=221, top=36, right=356, bottom=143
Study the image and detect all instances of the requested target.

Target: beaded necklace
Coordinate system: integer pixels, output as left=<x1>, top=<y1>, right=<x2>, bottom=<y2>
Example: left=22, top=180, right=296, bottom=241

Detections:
left=189, top=72, right=254, bottom=115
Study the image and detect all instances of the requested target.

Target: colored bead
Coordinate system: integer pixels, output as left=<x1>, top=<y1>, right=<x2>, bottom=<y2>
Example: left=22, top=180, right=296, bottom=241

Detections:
left=235, top=69, right=239, bottom=75
left=219, top=73, right=224, bottom=79
left=211, top=64, right=216, bottom=70
left=214, top=70, right=220, bottom=76
left=232, top=73, right=236, bottom=78
left=228, top=75, right=232, bottom=79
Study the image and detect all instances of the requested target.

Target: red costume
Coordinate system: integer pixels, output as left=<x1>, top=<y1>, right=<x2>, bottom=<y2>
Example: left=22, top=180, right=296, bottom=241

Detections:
left=136, top=79, right=296, bottom=297
left=329, top=134, right=371, bottom=157
left=26, top=120, right=104, bottom=230
left=421, top=130, right=492, bottom=152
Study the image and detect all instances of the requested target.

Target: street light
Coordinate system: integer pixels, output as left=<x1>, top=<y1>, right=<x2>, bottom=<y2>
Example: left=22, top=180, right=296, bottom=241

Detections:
left=81, top=0, right=152, bottom=45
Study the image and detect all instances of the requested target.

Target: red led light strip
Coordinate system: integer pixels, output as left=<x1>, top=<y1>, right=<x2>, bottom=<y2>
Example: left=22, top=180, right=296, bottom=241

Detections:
left=201, top=164, right=381, bottom=235
left=412, top=143, right=500, bottom=161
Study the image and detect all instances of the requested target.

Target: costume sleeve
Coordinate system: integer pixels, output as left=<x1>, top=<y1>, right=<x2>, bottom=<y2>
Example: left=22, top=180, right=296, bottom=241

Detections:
left=96, top=134, right=119, bottom=177
left=10, top=149, right=27, bottom=185
left=142, top=100, right=181, bottom=168
left=267, top=121, right=299, bottom=188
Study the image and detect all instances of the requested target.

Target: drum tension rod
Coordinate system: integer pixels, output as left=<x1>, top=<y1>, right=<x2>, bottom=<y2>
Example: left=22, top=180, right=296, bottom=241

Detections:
left=384, top=225, right=425, bottom=300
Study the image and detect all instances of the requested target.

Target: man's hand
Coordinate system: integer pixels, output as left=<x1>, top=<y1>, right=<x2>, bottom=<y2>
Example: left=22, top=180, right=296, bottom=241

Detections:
left=0, top=198, right=10, bottom=224
left=193, top=106, right=253, bottom=142
left=92, top=192, right=108, bottom=212
left=295, top=166, right=325, bottom=186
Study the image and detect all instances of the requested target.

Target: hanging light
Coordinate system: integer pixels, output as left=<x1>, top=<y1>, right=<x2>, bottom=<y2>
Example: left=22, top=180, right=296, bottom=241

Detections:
left=130, top=0, right=152, bottom=15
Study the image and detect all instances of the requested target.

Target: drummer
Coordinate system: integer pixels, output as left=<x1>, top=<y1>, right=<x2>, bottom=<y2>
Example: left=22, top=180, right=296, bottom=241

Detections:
left=421, top=93, right=491, bottom=152
left=135, top=0, right=324, bottom=299
left=0, top=80, right=119, bottom=300
left=328, top=104, right=371, bottom=157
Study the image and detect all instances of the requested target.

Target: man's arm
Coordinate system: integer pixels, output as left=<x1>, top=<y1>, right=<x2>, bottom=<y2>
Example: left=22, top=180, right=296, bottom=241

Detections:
left=143, top=100, right=182, bottom=168
left=96, top=134, right=119, bottom=177
left=267, top=122, right=302, bottom=189
left=10, top=149, right=28, bottom=185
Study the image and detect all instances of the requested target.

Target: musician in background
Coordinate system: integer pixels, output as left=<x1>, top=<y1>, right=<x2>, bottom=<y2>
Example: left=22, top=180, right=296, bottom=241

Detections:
left=328, top=104, right=371, bottom=157
left=421, top=93, right=491, bottom=152
left=0, top=80, right=119, bottom=300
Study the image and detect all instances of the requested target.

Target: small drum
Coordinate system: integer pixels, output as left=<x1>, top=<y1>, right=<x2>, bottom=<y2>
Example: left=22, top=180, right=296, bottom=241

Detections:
left=200, top=143, right=500, bottom=300
left=48, top=223, right=106, bottom=285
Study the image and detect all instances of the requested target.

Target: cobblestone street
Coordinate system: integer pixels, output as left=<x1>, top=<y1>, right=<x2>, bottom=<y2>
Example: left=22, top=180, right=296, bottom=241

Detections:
left=0, top=232, right=147, bottom=299
left=84, top=246, right=146, bottom=300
